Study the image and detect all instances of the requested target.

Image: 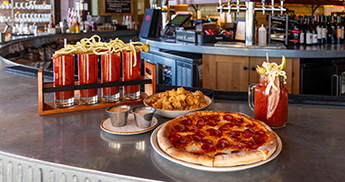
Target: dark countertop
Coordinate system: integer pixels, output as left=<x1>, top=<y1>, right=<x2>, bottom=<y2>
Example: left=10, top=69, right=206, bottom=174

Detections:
left=141, top=37, right=345, bottom=58
left=0, top=60, right=345, bottom=181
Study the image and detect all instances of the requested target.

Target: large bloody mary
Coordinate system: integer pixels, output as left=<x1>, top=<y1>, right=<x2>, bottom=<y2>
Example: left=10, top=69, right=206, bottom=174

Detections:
left=101, top=53, right=120, bottom=102
left=78, top=53, right=98, bottom=104
left=252, top=76, right=288, bottom=128
left=122, top=51, right=141, bottom=100
left=53, top=54, right=75, bottom=107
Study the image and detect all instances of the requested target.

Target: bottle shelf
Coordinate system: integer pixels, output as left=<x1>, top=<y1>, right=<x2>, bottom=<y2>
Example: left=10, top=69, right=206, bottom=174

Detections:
left=38, top=62, right=157, bottom=115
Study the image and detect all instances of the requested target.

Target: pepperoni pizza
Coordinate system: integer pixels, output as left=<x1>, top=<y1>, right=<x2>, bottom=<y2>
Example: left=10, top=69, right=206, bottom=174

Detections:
left=157, top=111, right=277, bottom=167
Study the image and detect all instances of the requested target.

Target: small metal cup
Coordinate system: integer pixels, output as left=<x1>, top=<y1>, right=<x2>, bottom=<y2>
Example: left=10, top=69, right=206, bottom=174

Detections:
left=132, top=106, right=156, bottom=128
left=106, top=105, right=131, bottom=127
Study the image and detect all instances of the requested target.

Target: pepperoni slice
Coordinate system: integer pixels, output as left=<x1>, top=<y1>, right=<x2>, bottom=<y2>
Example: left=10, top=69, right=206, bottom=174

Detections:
left=231, top=136, right=241, bottom=142
left=254, top=136, right=265, bottom=145
left=239, top=141, right=250, bottom=148
left=185, top=135, right=193, bottom=142
left=192, top=134, right=202, bottom=141
left=249, top=144, right=259, bottom=149
left=223, top=115, right=233, bottom=121
left=233, top=118, right=242, bottom=126
left=174, top=124, right=185, bottom=131
left=255, top=130, right=266, bottom=136
left=195, top=131, right=206, bottom=137
left=188, top=125, right=199, bottom=132
left=196, top=119, right=205, bottom=128
left=241, top=129, right=254, bottom=138
left=210, top=116, right=220, bottom=122
left=226, top=130, right=241, bottom=137
left=207, top=120, right=217, bottom=126
left=181, top=119, right=192, bottom=126
left=201, top=139, right=213, bottom=144
left=219, top=125, right=230, bottom=132
left=201, top=116, right=209, bottom=121
left=169, top=134, right=182, bottom=140
left=216, top=138, right=230, bottom=149
left=174, top=138, right=186, bottom=145
left=201, top=143, right=215, bottom=152
left=245, top=123, right=256, bottom=128
left=207, top=129, right=222, bottom=137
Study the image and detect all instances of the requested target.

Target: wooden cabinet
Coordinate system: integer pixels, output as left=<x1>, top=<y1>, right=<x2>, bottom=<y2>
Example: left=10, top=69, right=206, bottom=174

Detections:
left=203, top=54, right=300, bottom=94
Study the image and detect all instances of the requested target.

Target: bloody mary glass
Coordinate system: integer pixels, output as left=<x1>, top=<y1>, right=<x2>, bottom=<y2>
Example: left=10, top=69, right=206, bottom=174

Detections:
left=122, top=51, right=141, bottom=100
left=249, top=75, right=288, bottom=128
left=78, top=53, right=98, bottom=104
left=53, top=54, right=75, bottom=107
left=101, top=53, right=120, bottom=102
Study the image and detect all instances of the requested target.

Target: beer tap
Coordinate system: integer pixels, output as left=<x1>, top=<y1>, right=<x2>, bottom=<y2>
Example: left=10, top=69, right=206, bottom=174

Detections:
left=255, top=0, right=286, bottom=16
left=227, top=0, right=231, bottom=15
left=261, top=0, right=265, bottom=15
left=236, top=0, right=240, bottom=14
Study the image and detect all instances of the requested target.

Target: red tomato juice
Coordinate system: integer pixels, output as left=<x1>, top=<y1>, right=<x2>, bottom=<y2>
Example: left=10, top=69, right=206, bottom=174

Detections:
left=254, top=78, right=288, bottom=128
left=122, top=51, right=141, bottom=94
left=78, top=54, right=98, bottom=98
left=53, top=55, right=75, bottom=101
left=101, top=53, right=120, bottom=96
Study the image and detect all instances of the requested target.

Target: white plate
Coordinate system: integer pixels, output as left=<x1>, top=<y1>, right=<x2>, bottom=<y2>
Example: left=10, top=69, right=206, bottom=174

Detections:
left=100, top=114, right=158, bottom=135
left=144, top=93, right=213, bottom=118
left=150, top=123, right=282, bottom=172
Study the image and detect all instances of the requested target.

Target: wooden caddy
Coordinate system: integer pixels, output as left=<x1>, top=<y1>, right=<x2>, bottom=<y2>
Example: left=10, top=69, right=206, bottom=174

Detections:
left=38, top=62, right=156, bottom=115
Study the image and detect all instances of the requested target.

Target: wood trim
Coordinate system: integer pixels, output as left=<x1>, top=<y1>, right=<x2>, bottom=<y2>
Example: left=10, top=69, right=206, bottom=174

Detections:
left=38, top=63, right=156, bottom=115
left=292, top=58, right=300, bottom=94
left=203, top=54, right=217, bottom=89
left=38, top=67, right=44, bottom=115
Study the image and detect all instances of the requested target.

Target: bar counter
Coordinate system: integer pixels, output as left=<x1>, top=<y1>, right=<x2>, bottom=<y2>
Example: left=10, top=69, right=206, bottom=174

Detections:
left=141, top=37, right=345, bottom=58
left=1, top=59, right=345, bottom=181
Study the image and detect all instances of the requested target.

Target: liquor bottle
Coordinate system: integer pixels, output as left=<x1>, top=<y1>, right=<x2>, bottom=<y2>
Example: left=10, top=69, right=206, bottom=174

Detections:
left=48, top=14, right=55, bottom=28
left=322, top=14, right=328, bottom=44
left=75, top=16, right=80, bottom=33
left=329, top=15, right=337, bottom=44
left=336, top=15, right=342, bottom=44
left=290, top=15, right=301, bottom=44
left=316, top=14, right=323, bottom=44
left=305, top=16, right=313, bottom=45
left=310, top=15, right=318, bottom=44
left=326, top=16, right=332, bottom=43
left=340, top=16, right=345, bottom=43
left=299, top=15, right=306, bottom=45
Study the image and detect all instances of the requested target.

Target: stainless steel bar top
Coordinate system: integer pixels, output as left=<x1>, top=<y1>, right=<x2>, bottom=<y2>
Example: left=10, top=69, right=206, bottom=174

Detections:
left=0, top=60, right=344, bottom=181
left=140, top=37, right=345, bottom=58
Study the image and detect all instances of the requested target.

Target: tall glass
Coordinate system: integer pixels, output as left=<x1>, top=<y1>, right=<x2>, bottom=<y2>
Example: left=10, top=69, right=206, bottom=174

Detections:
left=249, top=75, right=288, bottom=128
left=123, top=51, right=141, bottom=100
left=53, top=54, right=75, bottom=107
left=78, top=53, right=98, bottom=104
left=101, top=53, right=120, bottom=102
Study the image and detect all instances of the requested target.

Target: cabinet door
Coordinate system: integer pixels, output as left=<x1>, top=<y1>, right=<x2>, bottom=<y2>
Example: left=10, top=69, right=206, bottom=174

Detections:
left=249, top=57, right=293, bottom=94
left=203, top=55, right=249, bottom=91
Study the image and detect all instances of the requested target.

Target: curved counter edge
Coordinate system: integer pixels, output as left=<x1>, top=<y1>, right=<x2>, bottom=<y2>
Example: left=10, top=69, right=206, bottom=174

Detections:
left=140, top=37, right=345, bottom=58
left=0, top=151, right=158, bottom=182
left=0, top=30, right=139, bottom=67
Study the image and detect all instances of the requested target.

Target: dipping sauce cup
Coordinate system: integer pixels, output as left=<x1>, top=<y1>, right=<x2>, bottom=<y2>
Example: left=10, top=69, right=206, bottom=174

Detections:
left=78, top=53, right=98, bottom=104
left=123, top=51, right=141, bottom=100
left=53, top=54, right=75, bottom=107
left=101, top=52, right=121, bottom=102
left=106, top=105, right=131, bottom=127
left=132, top=106, right=156, bottom=128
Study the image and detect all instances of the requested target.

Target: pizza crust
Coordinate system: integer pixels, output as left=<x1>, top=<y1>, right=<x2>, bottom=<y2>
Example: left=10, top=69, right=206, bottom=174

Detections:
left=157, top=122, right=175, bottom=151
left=213, top=150, right=265, bottom=167
left=165, top=147, right=214, bottom=167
